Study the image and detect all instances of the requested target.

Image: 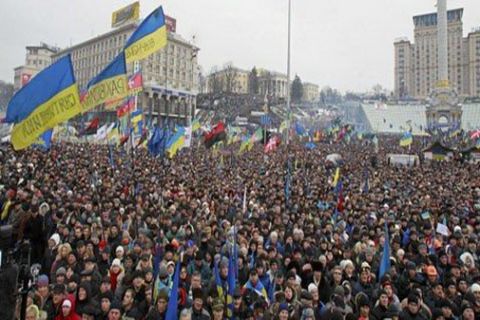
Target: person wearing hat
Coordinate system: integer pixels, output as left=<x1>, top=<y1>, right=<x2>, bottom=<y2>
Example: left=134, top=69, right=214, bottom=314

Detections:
left=184, top=288, right=210, bottom=320
left=99, top=292, right=113, bottom=319
left=187, top=251, right=211, bottom=288
left=278, top=303, right=289, bottom=320
left=211, top=298, right=224, bottom=320
left=231, top=287, right=248, bottom=319
left=55, top=267, right=67, bottom=285
left=352, top=263, right=374, bottom=299
left=75, top=281, right=97, bottom=317
left=399, top=293, right=428, bottom=320
left=108, top=300, right=122, bottom=320
left=154, top=264, right=171, bottom=301
left=461, top=301, right=475, bottom=320
left=56, top=297, right=80, bottom=320
left=244, top=268, right=269, bottom=302
left=145, top=289, right=168, bottom=320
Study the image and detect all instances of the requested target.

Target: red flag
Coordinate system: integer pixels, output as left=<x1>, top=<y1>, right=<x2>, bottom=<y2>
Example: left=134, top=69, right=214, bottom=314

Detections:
left=470, top=129, right=480, bottom=140
left=264, top=136, right=280, bottom=153
left=204, top=122, right=226, bottom=148
left=120, top=134, right=130, bottom=146
left=128, top=72, right=143, bottom=94
left=117, top=98, right=135, bottom=118
left=82, top=117, right=100, bottom=136
left=337, top=188, right=344, bottom=212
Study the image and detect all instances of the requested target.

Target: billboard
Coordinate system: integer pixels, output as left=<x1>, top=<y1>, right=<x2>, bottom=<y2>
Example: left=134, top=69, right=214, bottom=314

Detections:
left=165, top=15, right=177, bottom=33
left=112, top=2, right=140, bottom=28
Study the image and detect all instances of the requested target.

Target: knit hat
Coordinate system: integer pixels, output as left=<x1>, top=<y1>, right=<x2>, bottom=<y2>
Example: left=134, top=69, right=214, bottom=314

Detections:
left=37, top=274, right=49, bottom=287
left=62, top=299, right=72, bottom=308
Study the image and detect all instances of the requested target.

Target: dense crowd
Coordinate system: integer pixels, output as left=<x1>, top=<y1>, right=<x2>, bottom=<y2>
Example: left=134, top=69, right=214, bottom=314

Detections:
left=1, top=133, right=480, bottom=320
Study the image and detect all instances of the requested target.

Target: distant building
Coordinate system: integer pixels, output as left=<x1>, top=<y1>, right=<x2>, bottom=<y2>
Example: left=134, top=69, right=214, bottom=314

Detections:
left=303, top=82, right=319, bottom=102
left=394, top=8, right=480, bottom=99
left=52, top=19, right=199, bottom=125
left=206, top=66, right=250, bottom=94
left=257, top=69, right=288, bottom=99
left=13, top=43, right=59, bottom=91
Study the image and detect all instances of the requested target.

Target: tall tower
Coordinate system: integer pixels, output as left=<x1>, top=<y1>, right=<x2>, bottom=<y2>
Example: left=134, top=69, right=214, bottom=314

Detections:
left=425, top=0, right=462, bottom=132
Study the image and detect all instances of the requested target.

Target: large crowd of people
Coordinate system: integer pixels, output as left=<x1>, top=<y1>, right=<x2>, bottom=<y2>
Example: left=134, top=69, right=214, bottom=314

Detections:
left=1, top=132, right=480, bottom=320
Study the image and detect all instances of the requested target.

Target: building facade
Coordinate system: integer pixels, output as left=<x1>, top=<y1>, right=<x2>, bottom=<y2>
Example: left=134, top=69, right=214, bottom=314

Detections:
left=206, top=67, right=250, bottom=94
left=257, top=69, right=288, bottom=99
left=13, top=43, right=59, bottom=91
left=303, top=82, right=319, bottom=102
left=394, top=8, right=480, bottom=99
left=466, top=30, right=480, bottom=97
left=53, top=20, right=199, bottom=125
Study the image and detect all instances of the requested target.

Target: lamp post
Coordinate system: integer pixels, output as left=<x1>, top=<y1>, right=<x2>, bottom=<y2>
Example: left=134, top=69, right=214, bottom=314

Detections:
left=286, top=0, right=292, bottom=145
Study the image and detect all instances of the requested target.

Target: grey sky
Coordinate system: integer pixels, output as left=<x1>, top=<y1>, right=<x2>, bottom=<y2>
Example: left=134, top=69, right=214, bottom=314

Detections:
left=1, top=0, right=479, bottom=92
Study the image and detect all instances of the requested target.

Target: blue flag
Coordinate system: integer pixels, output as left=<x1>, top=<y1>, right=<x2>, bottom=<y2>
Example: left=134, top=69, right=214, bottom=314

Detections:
left=34, top=129, right=53, bottom=151
left=305, top=142, right=316, bottom=150
left=379, top=223, right=391, bottom=280
left=226, top=254, right=236, bottom=318
left=165, top=259, right=180, bottom=320
left=284, top=162, right=291, bottom=206
left=147, top=127, right=163, bottom=156
left=295, top=122, right=306, bottom=136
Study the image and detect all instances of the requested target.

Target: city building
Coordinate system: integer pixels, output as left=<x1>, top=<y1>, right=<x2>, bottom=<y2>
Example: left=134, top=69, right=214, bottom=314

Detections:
left=13, top=43, right=59, bottom=91
left=303, top=82, right=320, bottom=102
left=53, top=17, right=199, bottom=125
left=257, top=69, right=288, bottom=100
left=466, top=29, right=480, bottom=97
left=206, top=66, right=250, bottom=94
left=394, top=8, right=480, bottom=100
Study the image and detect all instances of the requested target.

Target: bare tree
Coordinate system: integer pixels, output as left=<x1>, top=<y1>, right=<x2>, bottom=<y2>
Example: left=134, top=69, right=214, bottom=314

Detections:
left=208, top=66, right=222, bottom=93
left=223, top=62, right=238, bottom=93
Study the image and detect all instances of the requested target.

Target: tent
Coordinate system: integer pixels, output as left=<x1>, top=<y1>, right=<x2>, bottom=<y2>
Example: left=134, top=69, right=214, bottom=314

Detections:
left=386, top=154, right=419, bottom=167
left=460, top=146, right=480, bottom=163
left=326, top=153, right=343, bottom=166
left=422, top=141, right=454, bottom=161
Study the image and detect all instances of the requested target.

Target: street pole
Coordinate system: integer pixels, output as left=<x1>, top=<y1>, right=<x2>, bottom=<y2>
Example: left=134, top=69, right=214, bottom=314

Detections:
left=286, top=0, right=292, bottom=145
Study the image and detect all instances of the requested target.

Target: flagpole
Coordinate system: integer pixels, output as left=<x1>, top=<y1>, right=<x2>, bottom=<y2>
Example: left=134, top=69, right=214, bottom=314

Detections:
left=286, top=0, right=292, bottom=145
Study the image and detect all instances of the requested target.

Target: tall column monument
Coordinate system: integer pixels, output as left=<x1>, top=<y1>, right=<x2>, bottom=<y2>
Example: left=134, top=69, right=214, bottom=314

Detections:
left=425, top=0, right=462, bottom=132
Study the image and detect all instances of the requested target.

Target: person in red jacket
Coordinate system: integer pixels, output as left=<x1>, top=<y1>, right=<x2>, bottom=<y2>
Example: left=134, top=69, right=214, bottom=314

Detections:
left=55, top=298, right=81, bottom=320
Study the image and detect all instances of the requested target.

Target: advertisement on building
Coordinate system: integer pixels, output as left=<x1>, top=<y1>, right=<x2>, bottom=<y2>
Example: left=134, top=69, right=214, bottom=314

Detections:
left=111, top=2, right=140, bottom=28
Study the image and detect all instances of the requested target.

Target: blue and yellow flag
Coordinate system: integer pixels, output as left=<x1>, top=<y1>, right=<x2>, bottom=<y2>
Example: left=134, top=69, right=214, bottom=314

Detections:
left=166, top=127, right=186, bottom=158
left=214, top=260, right=224, bottom=302
left=131, top=109, right=143, bottom=135
left=124, top=6, right=167, bottom=63
left=82, top=52, right=128, bottom=111
left=400, top=132, right=413, bottom=147
left=6, top=55, right=82, bottom=150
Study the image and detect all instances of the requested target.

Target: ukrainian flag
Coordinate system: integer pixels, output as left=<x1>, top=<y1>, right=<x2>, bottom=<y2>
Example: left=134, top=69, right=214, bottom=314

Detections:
left=124, top=6, right=167, bottom=63
left=82, top=52, right=128, bottom=111
left=166, top=127, right=186, bottom=158
left=6, top=55, right=82, bottom=150
left=192, top=118, right=201, bottom=133
left=131, top=109, right=143, bottom=125
left=332, top=167, right=340, bottom=188
left=400, top=132, right=413, bottom=147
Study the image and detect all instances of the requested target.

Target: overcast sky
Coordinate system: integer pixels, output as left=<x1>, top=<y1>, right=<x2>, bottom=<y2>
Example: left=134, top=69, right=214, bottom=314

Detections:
left=1, top=0, right=480, bottom=92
